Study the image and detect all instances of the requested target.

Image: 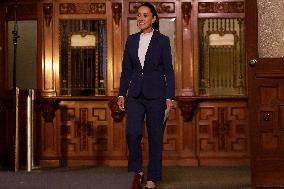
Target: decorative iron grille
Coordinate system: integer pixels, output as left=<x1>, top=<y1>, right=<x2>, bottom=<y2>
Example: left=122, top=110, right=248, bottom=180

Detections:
left=199, top=18, right=245, bottom=96
left=59, top=20, right=107, bottom=96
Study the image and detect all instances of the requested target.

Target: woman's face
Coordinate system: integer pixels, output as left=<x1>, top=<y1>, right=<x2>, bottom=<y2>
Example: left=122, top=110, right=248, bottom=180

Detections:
left=137, top=6, right=156, bottom=33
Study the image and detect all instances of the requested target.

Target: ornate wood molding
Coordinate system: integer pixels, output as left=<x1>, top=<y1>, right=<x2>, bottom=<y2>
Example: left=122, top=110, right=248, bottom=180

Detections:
left=182, top=2, right=192, bottom=25
left=59, top=3, right=106, bottom=14
left=177, top=96, right=247, bottom=122
left=112, top=3, right=122, bottom=26
left=108, top=97, right=125, bottom=122
left=129, top=2, right=175, bottom=14
left=212, top=107, right=230, bottom=150
left=199, top=2, right=244, bottom=13
left=37, top=98, right=60, bottom=123
left=177, top=98, right=198, bottom=122
left=43, top=3, right=53, bottom=27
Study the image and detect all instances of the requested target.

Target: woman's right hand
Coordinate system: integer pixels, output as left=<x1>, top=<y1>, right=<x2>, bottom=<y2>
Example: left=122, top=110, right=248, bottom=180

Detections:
left=117, top=96, right=125, bottom=111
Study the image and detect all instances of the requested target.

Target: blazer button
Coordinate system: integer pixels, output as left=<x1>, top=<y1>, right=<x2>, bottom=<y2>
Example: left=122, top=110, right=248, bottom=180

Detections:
left=141, top=72, right=143, bottom=75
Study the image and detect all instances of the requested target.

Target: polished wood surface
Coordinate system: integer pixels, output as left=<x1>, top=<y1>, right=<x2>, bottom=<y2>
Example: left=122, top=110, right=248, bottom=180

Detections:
left=0, top=0, right=252, bottom=168
left=246, top=0, right=284, bottom=187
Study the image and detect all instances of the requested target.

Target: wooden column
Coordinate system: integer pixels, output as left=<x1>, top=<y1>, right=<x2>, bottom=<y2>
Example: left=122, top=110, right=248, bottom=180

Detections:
left=41, top=3, right=57, bottom=97
left=181, top=2, right=194, bottom=92
left=110, top=1, right=123, bottom=96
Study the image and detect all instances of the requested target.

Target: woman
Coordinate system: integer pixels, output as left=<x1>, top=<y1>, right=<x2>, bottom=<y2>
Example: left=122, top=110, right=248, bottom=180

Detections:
left=117, top=2, right=175, bottom=189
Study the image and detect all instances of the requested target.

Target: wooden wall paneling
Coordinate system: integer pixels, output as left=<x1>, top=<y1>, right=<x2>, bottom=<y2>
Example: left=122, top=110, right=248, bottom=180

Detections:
left=34, top=0, right=251, bottom=168
left=57, top=0, right=106, bottom=19
left=37, top=2, right=43, bottom=91
left=251, top=80, right=284, bottom=187
left=40, top=104, right=61, bottom=167
left=107, top=0, right=127, bottom=163
left=192, top=0, right=199, bottom=95
left=197, top=1, right=244, bottom=18
left=180, top=110, right=198, bottom=166
left=197, top=100, right=249, bottom=166
left=41, top=2, right=56, bottom=97
left=53, top=1, right=60, bottom=97
left=180, top=1, right=194, bottom=94
left=42, top=100, right=128, bottom=166
left=39, top=1, right=60, bottom=165
left=110, top=1, right=122, bottom=95
left=162, top=107, right=180, bottom=165
left=174, top=0, right=182, bottom=96
left=164, top=106, right=198, bottom=166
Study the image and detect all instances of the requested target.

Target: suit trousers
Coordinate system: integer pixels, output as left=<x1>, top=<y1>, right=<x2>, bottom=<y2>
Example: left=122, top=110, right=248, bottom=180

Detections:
left=126, top=93, right=166, bottom=182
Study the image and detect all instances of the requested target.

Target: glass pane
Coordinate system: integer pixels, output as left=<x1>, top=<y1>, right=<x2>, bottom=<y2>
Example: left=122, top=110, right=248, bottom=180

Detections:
left=8, top=21, right=37, bottom=89
left=59, top=20, right=107, bottom=96
left=258, top=0, right=284, bottom=58
left=198, top=18, right=245, bottom=96
left=128, top=18, right=176, bottom=68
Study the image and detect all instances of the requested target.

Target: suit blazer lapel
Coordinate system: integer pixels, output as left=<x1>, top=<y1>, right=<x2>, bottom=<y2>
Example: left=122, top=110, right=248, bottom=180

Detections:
left=133, top=32, right=142, bottom=69
left=144, top=30, right=159, bottom=66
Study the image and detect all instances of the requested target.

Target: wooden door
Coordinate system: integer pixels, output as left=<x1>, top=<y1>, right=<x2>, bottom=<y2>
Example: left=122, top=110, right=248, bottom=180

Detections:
left=246, top=0, right=284, bottom=188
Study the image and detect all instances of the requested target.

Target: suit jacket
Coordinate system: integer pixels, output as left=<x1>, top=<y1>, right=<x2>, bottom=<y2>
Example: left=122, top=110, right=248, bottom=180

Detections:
left=119, top=30, right=175, bottom=100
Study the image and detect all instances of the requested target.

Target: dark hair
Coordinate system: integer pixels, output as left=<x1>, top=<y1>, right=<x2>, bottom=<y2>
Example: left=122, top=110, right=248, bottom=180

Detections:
left=139, top=2, right=159, bottom=31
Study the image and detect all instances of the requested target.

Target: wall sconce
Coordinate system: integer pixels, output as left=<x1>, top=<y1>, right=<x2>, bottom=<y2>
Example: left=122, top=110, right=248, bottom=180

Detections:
left=43, top=3, right=53, bottom=27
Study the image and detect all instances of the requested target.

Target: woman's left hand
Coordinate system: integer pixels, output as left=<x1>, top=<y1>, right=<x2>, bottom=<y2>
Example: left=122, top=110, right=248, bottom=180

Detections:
left=166, top=99, right=174, bottom=109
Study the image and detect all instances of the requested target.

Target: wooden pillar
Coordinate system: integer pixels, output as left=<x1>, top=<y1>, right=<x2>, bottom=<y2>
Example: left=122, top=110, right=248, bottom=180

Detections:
left=41, top=2, right=57, bottom=97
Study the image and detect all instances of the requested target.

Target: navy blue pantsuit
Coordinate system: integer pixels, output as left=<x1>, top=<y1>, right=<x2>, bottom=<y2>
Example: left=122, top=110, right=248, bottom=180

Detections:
left=119, top=30, right=175, bottom=182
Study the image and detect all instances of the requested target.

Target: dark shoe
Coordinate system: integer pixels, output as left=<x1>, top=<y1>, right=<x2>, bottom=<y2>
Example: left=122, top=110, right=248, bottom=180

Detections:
left=131, top=173, right=144, bottom=189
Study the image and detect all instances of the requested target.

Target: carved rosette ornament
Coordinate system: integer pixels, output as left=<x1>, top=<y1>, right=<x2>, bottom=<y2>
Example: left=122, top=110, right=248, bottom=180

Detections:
left=182, top=2, right=192, bottom=25
left=43, top=3, right=53, bottom=27
left=112, top=3, right=122, bottom=26
left=108, top=97, right=126, bottom=122
left=129, top=2, right=175, bottom=14
left=199, top=2, right=244, bottom=13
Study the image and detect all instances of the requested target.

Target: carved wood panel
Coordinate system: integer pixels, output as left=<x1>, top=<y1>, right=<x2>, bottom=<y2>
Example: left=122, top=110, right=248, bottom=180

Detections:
left=133, top=106, right=183, bottom=163
left=59, top=101, right=112, bottom=161
left=197, top=101, right=249, bottom=164
left=257, top=83, right=284, bottom=155
left=198, top=2, right=244, bottom=13
left=59, top=3, right=106, bottom=14
left=40, top=100, right=183, bottom=166
left=129, top=2, right=175, bottom=14
left=249, top=78, right=284, bottom=187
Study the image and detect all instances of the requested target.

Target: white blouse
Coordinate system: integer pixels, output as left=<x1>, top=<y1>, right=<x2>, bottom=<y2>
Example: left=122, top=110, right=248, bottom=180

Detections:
left=138, top=30, right=154, bottom=68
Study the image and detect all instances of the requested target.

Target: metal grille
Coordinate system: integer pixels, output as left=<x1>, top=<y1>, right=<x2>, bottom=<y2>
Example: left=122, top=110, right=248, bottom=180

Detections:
left=199, top=18, right=245, bottom=96
left=59, top=20, right=107, bottom=96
